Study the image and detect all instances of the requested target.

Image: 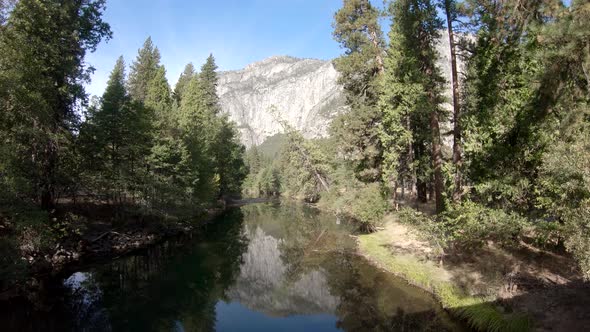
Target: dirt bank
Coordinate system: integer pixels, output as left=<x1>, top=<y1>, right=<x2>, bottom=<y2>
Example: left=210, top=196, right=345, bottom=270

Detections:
left=356, top=216, right=590, bottom=332
left=0, top=202, right=229, bottom=300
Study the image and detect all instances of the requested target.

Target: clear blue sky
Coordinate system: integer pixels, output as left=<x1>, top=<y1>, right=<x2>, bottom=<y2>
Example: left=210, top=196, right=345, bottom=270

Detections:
left=85, top=0, right=347, bottom=97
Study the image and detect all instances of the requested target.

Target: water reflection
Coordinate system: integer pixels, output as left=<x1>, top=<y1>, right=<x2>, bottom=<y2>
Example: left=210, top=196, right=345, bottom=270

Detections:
left=0, top=202, right=459, bottom=331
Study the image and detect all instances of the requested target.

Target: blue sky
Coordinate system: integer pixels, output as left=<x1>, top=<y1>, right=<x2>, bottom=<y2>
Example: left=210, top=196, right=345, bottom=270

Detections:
left=85, top=0, right=347, bottom=97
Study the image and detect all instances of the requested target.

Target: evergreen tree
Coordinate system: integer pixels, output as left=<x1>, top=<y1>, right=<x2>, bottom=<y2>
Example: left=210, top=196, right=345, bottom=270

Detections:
left=441, top=0, right=463, bottom=201
left=461, top=0, right=554, bottom=212
left=212, top=116, right=247, bottom=197
left=173, top=63, right=196, bottom=104
left=128, top=37, right=161, bottom=103
left=331, top=0, right=385, bottom=182
left=0, top=0, right=111, bottom=209
left=380, top=0, right=446, bottom=212
left=145, top=65, right=172, bottom=122
left=79, top=56, right=152, bottom=204
left=178, top=76, right=218, bottom=202
left=199, top=54, right=221, bottom=114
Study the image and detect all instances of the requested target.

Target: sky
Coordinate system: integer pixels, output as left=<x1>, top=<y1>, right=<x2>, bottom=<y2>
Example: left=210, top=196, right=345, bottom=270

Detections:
left=85, top=0, right=347, bottom=98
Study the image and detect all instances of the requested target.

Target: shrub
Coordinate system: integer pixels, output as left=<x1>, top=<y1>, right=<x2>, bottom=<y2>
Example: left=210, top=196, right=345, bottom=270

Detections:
left=320, top=182, right=387, bottom=230
left=441, top=202, right=529, bottom=249
left=397, top=202, right=529, bottom=250
left=562, top=199, right=590, bottom=279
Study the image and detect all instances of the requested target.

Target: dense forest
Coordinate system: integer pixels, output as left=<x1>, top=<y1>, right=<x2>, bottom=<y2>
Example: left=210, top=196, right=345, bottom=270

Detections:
left=0, top=0, right=245, bottom=284
left=0, top=0, right=589, bottom=313
left=243, top=0, right=590, bottom=280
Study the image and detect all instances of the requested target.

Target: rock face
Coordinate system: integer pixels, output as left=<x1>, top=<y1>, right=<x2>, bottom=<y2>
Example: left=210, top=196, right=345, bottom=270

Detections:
left=226, top=225, right=339, bottom=316
left=218, top=36, right=463, bottom=148
left=217, top=56, right=346, bottom=147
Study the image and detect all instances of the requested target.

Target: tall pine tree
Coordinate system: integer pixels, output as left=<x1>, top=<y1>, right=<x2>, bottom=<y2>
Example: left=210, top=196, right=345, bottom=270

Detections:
left=128, top=37, right=161, bottom=103
left=173, top=63, right=196, bottom=104
left=0, top=0, right=111, bottom=208
left=331, top=0, right=386, bottom=182
left=380, top=0, right=446, bottom=212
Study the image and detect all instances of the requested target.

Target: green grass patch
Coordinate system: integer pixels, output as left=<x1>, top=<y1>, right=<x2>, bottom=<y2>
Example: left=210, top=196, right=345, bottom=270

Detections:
left=358, top=232, right=530, bottom=332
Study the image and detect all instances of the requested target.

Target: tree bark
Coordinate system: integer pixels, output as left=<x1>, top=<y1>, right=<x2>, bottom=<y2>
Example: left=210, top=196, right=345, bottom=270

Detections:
left=40, top=127, right=58, bottom=210
left=429, top=97, right=445, bottom=214
left=360, top=0, right=384, bottom=74
left=369, top=28, right=385, bottom=74
left=445, top=0, right=463, bottom=202
left=417, top=179, right=428, bottom=203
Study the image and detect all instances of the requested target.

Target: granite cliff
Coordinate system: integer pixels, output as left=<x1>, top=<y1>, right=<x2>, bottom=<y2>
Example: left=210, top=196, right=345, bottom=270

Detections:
left=217, top=56, right=346, bottom=147
left=218, top=34, right=462, bottom=147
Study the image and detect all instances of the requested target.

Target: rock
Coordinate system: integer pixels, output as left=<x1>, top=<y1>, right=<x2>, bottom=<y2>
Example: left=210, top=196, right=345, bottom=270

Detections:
left=218, top=36, right=466, bottom=149
left=218, top=56, right=346, bottom=147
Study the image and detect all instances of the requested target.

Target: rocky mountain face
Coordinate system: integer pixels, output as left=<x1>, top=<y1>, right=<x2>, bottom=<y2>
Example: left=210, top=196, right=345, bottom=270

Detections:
left=217, top=56, right=346, bottom=147
left=218, top=34, right=462, bottom=148
left=226, top=225, right=339, bottom=316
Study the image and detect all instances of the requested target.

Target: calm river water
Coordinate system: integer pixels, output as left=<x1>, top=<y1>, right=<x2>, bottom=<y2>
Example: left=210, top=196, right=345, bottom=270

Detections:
left=1, top=202, right=460, bottom=331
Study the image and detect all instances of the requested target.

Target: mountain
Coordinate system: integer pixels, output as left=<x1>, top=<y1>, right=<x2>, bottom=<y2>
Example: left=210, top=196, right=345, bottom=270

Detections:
left=218, top=35, right=463, bottom=148
left=217, top=56, right=346, bottom=147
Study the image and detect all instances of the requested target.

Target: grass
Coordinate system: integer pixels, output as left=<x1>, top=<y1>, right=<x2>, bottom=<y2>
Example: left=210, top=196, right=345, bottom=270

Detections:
left=357, top=230, right=530, bottom=332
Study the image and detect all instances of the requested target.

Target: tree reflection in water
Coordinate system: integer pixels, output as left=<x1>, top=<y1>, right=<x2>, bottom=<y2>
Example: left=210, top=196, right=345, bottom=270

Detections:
left=0, top=203, right=460, bottom=331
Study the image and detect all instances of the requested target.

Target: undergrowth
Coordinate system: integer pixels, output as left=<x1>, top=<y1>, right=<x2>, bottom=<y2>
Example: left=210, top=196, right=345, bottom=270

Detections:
left=358, top=231, right=530, bottom=332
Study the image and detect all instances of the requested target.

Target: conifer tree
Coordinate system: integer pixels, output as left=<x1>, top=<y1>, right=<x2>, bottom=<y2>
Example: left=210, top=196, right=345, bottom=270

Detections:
left=79, top=56, right=152, bottom=203
left=128, top=37, right=161, bottom=103
left=178, top=76, right=217, bottom=201
left=199, top=54, right=221, bottom=114
left=331, top=0, right=385, bottom=182
left=441, top=0, right=463, bottom=201
left=380, top=0, right=446, bottom=212
left=461, top=0, right=553, bottom=211
left=174, top=63, right=196, bottom=104
left=145, top=65, right=172, bottom=122
left=0, top=0, right=111, bottom=208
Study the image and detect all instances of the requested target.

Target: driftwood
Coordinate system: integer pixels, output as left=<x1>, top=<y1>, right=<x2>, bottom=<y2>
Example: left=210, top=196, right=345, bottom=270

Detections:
left=90, top=230, right=130, bottom=243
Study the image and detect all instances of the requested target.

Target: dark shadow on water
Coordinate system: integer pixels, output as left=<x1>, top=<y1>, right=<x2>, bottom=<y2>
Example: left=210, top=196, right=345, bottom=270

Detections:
left=7, top=203, right=586, bottom=331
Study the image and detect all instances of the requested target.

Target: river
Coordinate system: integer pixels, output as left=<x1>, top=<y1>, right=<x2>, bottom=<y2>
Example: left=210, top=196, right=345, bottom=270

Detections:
left=1, top=202, right=460, bottom=331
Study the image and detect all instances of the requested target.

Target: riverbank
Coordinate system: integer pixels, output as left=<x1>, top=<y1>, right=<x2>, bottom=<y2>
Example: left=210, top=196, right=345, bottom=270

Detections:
left=356, top=214, right=590, bottom=332
left=0, top=201, right=232, bottom=299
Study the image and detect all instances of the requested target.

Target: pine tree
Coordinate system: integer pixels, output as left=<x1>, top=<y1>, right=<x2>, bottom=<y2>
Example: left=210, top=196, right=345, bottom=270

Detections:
left=79, top=56, right=152, bottom=203
left=0, top=0, right=111, bottom=209
left=441, top=0, right=463, bottom=201
left=177, top=76, right=218, bottom=201
left=380, top=0, right=446, bottom=212
left=145, top=65, right=172, bottom=122
left=199, top=54, right=221, bottom=114
left=331, top=0, right=386, bottom=182
left=461, top=0, right=553, bottom=211
left=173, top=63, right=196, bottom=104
left=128, top=37, right=161, bottom=103
left=212, top=116, right=247, bottom=197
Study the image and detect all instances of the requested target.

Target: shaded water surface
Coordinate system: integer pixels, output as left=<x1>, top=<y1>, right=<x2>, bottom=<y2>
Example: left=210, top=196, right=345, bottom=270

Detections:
left=1, top=202, right=459, bottom=331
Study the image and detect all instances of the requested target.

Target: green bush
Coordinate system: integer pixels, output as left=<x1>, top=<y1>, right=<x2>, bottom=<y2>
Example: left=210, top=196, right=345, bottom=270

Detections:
left=349, top=183, right=388, bottom=228
left=397, top=202, right=529, bottom=250
left=320, top=183, right=387, bottom=230
left=441, top=202, right=529, bottom=249
left=562, top=199, right=590, bottom=279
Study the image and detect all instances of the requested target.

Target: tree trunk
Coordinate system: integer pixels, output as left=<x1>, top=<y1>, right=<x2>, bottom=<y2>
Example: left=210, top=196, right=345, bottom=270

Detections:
left=428, top=175, right=434, bottom=201
left=429, top=97, right=445, bottom=213
left=369, top=28, right=384, bottom=74
left=40, top=138, right=57, bottom=210
left=445, top=0, right=463, bottom=202
left=417, top=179, right=428, bottom=203
left=391, top=180, right=399, bottom=211
left=361, top=0, right=384, bottom=74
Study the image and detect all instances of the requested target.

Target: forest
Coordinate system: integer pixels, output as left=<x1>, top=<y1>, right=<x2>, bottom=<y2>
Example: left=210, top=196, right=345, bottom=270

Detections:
left=0, top=0, right=246, bottom=286
left=0, top=0, right=589, bottom=330
left=243, top=0, right=590, bottom=281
